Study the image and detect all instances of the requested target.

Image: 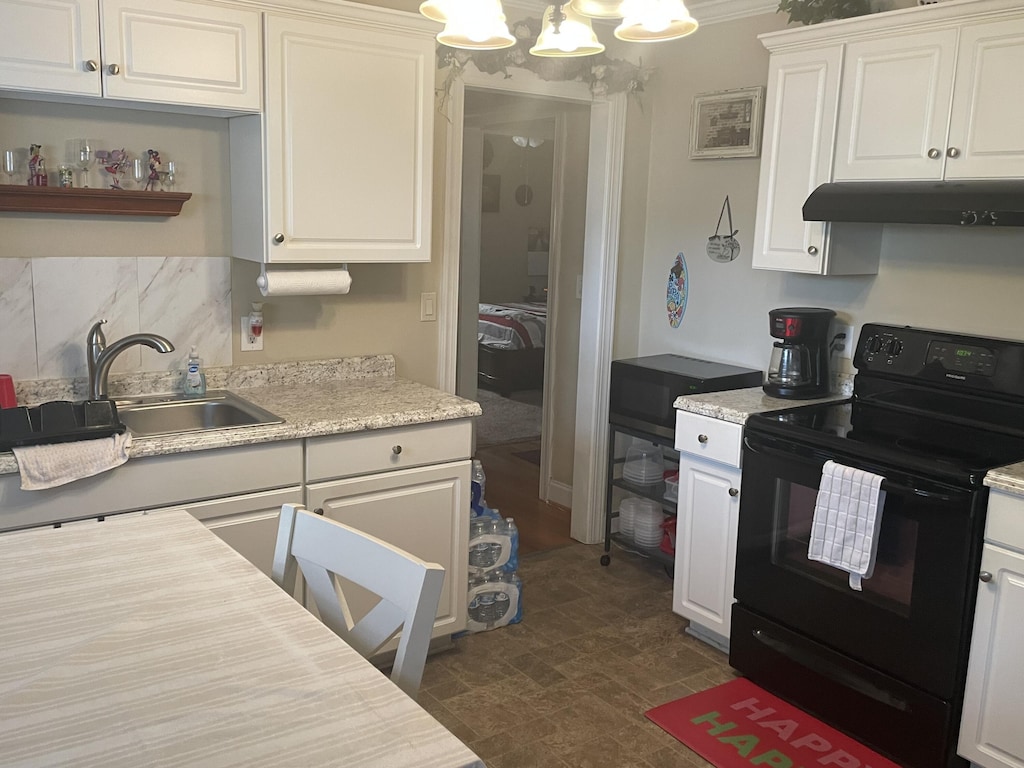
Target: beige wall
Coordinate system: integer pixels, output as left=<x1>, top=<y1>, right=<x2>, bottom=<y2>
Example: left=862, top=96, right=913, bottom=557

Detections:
left=479, top=130, right=555, bottom=304
left=630, top=12, right=1024, bottom=377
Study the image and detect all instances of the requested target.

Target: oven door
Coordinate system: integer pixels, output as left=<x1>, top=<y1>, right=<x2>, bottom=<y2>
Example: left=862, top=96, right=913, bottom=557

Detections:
left=735, top=431, right=984, bottom=699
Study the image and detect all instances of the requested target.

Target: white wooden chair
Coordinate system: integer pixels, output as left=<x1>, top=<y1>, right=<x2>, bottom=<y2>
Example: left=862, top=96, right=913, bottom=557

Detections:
left=271, top=503, right=445, bottom=699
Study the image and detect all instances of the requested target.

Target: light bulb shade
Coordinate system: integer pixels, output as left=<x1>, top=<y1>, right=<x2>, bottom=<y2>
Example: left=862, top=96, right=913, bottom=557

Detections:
left=530, top=4, right=605, bottom=57
left=436, top=0, right=516, bottom=50
left=419, top=0, right=448, bottom=23
left=570, top=0, right=624, bottom=18
left=614, top=0, right=698, bottom=41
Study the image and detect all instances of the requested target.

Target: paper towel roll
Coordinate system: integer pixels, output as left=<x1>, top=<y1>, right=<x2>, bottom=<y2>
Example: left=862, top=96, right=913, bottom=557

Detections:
left=256, top=267, right=352, bottom=297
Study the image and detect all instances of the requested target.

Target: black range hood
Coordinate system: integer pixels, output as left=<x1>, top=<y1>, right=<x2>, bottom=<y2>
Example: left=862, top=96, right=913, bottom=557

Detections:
left=803, top=180, right=1024, bottom=227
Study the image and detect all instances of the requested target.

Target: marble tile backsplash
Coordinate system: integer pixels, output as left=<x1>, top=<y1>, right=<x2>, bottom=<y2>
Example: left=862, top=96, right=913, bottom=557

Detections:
left=0, top=257, right=232, bottom=382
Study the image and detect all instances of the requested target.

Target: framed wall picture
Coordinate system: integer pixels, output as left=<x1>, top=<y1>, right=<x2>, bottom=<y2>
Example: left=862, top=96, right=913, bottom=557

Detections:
left=689, top=86, right=765, bottom=159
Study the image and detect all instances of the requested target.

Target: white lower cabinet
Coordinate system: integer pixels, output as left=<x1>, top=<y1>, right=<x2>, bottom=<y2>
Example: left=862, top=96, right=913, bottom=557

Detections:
left=148, top=486, right=303, bottom=578
left=672, top=410, right=743, bottom=648
left=306, top=461, right=471, bottom=639
left=959, top=490, right=1024, bottom=768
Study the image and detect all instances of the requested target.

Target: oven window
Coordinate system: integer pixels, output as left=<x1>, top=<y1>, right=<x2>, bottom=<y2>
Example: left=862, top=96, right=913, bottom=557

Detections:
left=769, top=480, right=918, bottom=616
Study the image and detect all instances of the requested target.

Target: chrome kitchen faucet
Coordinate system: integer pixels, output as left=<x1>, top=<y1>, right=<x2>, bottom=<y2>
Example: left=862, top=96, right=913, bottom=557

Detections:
left=87, top=319, right=175, bottom=400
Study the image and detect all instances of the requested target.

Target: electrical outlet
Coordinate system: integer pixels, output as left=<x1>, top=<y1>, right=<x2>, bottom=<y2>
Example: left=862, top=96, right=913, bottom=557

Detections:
left=835, top=324, right=855, bottom=360
left=240, top=316, right=263, bottom=351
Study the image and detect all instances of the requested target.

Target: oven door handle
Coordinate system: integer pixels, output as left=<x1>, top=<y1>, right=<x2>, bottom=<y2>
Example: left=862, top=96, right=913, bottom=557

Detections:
left=743, top=435, right=964, bottom=503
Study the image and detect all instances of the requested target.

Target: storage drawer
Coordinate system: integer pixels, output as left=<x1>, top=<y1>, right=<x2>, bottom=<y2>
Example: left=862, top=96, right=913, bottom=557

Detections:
left=306, top=419, right=473, bottom=482
left=985, top=490, right=1024, bottom=554
left=675, top=410, right=743, bottom=468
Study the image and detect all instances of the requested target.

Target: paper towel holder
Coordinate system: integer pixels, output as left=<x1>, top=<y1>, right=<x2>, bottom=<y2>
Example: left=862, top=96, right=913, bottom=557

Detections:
left=256, top=263, right=352, bottom=297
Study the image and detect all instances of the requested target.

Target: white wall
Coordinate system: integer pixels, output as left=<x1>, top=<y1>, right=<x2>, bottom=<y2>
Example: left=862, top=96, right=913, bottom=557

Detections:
left=632, top=12, right=1024, bottom=377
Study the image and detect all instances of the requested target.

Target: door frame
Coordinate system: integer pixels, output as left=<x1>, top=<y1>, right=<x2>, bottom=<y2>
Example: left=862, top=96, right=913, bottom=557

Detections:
left=436, top=63, right=626, bottom=544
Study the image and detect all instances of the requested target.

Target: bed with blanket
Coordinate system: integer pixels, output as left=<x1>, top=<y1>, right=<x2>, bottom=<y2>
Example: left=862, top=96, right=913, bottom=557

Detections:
left=477, top=302, right=547, bottom=395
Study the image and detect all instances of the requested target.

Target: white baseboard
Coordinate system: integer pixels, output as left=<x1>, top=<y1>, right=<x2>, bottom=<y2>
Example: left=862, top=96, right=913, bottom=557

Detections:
left=546, top=480, right=572, bottom=509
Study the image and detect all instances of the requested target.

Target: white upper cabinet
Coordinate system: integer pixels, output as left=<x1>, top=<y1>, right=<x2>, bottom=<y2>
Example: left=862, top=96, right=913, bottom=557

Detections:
left=833, top=29, right=957, bottom=181
left=946, top=18, right=1024, bottom=179
left=0, top=0, right=261, bottom=112
left=834, top=17, right=1024, bottom=181
left=230, top=11, right=434, bottom=264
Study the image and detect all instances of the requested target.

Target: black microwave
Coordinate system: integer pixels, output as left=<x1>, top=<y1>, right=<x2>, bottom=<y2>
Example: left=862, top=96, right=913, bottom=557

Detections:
left=609, top=355, right=762, bottom=439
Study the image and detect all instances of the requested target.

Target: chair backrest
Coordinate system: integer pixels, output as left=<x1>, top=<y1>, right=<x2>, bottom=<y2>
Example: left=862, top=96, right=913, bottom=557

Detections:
left=271, top=504, right=445, bottom=699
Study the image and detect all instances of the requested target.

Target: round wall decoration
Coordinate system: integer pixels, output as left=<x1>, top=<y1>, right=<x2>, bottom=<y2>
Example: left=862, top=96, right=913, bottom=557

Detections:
left=666, top=252, right=689, bottom=328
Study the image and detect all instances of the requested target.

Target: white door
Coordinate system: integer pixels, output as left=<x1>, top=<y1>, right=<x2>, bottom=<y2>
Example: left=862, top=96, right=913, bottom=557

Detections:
left=833, top=29, right=958, bottom=181
left=263, top=14, right=433, bottom=263
left=946, top=18, right=1024, bottom=180
left=0, top=0, right=101, bottom=95
left=958, top=543, right=1024, bottom=767
left=672, top=458, right=741, bottom=640
left=100, top=0, right=260, bottom=111
left=305, top=461, right=470, bottom=637
left=752, top=46, right=841, bottom=274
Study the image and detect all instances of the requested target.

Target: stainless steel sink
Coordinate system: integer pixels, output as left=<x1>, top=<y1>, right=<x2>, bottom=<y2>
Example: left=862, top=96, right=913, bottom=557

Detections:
left=114, top=390, right=283, bottom=437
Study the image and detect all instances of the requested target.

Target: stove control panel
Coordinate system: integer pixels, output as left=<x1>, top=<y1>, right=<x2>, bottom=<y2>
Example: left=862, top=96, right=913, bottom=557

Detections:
left=855, top=323, right=1024, bottom=394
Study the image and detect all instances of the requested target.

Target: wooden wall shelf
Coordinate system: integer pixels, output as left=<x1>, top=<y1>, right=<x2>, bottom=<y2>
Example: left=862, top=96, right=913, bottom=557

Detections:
left=0, top=185, right=191, bottom=217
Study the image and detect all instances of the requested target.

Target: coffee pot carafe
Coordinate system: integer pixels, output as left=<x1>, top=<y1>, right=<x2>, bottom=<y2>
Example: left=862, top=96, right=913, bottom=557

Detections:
left=763, top=307, right=836, bottom=399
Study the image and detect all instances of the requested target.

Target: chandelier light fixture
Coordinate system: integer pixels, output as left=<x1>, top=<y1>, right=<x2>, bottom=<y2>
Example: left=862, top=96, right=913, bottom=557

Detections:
left=422, top=0, right=698, bottom=57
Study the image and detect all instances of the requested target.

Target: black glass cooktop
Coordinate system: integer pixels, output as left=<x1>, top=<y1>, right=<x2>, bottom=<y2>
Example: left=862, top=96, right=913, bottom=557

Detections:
left=746, top=397, right=1024, bottom=485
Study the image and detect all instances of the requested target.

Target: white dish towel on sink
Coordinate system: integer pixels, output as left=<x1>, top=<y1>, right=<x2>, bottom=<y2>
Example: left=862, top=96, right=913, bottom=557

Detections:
left=808, top=460, right=887, bottom=591
left=12, top=432, right=132, bottom=491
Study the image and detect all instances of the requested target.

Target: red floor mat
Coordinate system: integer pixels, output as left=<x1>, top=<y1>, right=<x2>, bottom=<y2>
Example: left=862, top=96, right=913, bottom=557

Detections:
left=645, top=678, right=901, bottom=768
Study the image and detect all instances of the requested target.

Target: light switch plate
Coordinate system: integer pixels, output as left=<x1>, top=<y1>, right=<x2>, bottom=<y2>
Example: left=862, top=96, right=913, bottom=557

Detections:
left=835, top=324, right=855, bottom=359
left=420, top=292, right=437, bottom=322
left=241, top=316, right=263, bottom=351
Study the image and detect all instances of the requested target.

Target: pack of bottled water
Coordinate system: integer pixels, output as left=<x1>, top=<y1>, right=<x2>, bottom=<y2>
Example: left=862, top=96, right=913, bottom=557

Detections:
left=465, top=460, right=522, bottom=633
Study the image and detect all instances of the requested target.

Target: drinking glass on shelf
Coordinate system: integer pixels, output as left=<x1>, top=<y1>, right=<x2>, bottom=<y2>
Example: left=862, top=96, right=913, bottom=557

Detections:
left=163, top=160, right=176, bottom=191
left=66, top=139, right=95, bottom=188
left=2, top=149, right=16, bottom=184
left=132, top=156, right=146, bottom=189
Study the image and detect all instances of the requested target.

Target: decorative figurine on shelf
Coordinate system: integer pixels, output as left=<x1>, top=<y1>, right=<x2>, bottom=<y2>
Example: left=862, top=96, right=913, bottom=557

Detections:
left=28, top=144, right=48, bottom=186
left=96, top=148, right=129, bottom=189
left=144, top=148, right=161, bottom=191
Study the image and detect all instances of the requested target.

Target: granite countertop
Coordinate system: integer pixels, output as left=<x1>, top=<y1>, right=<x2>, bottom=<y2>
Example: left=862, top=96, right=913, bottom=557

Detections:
left=673, top=386, right=850, bottom=425
left=985, top=463, right=1024, bottom=497
left=0, top=357, right=481, bottom=477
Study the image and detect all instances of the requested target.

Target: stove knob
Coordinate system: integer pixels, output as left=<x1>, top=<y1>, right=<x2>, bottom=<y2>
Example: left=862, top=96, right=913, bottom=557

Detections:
left=866, top=335, right=884, bottom=354
left=884, top=338, right=902, bottom=356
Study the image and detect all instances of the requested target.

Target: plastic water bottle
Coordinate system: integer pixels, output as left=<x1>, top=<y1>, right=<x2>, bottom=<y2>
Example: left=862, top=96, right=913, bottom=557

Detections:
left=504, top=517, right=519, bottom=572
left=478, top=592, right=496, bottom=625
left=471, top=459, right=487, bottom=512
left=468, top=595, right=482, bottom=624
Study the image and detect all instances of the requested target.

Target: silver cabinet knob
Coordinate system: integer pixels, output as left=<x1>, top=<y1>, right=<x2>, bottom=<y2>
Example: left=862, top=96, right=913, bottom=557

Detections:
left=314, top=508, right=324, bottom=516
left=697, top=434, right=708, bottom=444
left=927, top=147, right=942, bottom=159
left=272, top=233, right=285, bottom=244
left=729, top=487, right=739, bottom=497
left=947, top=147, right=961, bottom=159
left=85, top=59, right=99, bottom=72
left=979, top=571, right=993, bottom=583
left=392, top=445, right=403, bottom=455
left=807, top=245, right=819, bottom=256
left=107, top=63, right=120, bottom=75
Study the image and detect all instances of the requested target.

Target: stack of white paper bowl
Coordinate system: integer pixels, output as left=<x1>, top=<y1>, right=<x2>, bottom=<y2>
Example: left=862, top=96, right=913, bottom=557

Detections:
left=623, top=440, right=664, bottom=486
left=618, top=497, right=639, bottom=539
left=632, top=499, right=664, bottom=547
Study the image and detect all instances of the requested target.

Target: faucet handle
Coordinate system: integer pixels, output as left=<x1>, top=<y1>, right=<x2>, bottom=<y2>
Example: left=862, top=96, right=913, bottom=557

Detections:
left=87, top=319, right=108, bottom=347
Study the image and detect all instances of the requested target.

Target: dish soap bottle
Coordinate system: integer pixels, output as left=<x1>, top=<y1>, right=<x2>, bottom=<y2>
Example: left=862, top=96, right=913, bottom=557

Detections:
left=183, top=346, right=207, bottom=396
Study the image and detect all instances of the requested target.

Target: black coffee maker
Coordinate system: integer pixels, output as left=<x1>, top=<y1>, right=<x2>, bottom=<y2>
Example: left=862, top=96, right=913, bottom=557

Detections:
left=763, top=307, right=836, bottom=399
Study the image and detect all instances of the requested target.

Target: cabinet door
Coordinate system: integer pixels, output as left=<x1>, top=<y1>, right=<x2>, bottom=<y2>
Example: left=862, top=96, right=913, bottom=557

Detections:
left=100, top=0, right=260, bottom=111
left=262, top=14, right=433, bottom=263
left=672, top=457, right=741, bottom=642
left=0, top=0, right=101, bottom=95
left=833, top=29, right=958, bottom=181
left=752, top=47, right=840, bottom=274
left=148, top=485, right=304, bottom=578
left=306, top=461, right=470, bottom=638
left=958, top=543, right=1024, bottom=767
left=946, top=18, right=1024, bottom=180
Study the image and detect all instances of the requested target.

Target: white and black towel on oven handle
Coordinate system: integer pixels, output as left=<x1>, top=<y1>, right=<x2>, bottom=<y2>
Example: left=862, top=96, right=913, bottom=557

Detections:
left=807, top=460, right=887, bottom=591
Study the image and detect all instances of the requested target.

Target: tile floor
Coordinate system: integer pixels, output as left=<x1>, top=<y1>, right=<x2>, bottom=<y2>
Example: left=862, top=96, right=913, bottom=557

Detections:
left=419, top=542, right=737, bottom=767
